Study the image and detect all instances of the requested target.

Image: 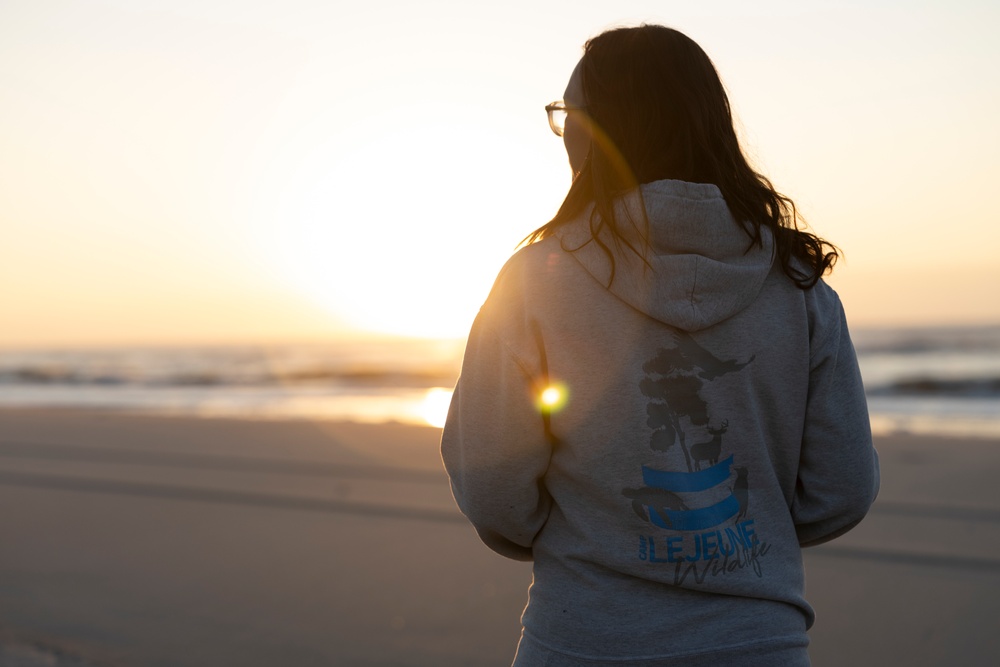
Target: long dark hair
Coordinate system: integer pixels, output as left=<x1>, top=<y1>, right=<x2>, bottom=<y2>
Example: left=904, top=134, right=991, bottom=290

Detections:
left=526, top=25, right=838, bottom=289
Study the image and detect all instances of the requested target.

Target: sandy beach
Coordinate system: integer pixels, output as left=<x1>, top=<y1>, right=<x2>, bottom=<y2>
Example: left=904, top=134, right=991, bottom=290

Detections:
left=0, top=410, right=998, bottom=666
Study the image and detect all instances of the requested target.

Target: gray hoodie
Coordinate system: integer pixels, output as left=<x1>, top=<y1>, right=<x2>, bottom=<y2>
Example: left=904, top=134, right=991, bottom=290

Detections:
left=441, top=179, right=879, bottom=666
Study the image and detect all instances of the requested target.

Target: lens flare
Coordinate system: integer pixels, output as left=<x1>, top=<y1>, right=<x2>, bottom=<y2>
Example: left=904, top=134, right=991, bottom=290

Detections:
left=537, top=382, right=569, bottom=413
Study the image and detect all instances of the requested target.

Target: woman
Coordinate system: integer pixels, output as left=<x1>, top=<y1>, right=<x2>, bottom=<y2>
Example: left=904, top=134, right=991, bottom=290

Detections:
left=441, top=24, right=879, bottom=666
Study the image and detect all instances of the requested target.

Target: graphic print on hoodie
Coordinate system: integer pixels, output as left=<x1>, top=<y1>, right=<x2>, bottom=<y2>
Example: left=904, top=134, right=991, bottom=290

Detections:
left=626, top=331, right=771, bottom=583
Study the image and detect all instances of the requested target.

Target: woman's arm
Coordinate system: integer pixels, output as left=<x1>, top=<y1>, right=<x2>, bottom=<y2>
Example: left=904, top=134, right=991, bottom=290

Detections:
left=792, top=289, right=881, bottom=547
left=441, top=317, right=554, bottom=561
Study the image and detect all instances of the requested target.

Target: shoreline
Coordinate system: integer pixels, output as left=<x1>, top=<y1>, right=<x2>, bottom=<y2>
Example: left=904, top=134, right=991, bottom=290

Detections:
left=4, top=403, right=1000, bottom=441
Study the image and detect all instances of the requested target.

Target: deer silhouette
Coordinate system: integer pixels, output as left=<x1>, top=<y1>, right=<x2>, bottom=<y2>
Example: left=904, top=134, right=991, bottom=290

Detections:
left=690, top=420, right=728, bottom=471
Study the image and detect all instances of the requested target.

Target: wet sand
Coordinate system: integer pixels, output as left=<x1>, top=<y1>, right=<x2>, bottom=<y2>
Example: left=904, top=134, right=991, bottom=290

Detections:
left=0, top=410, right=997, bottom=666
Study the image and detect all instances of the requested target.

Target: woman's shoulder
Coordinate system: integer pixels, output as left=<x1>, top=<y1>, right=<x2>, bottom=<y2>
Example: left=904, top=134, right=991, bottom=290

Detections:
left=769, top=255, right=844, bottom=322
left=476, top=237, right=575, bottom=335
left=501, top=236, right=565, bottom=274
left=798, top=278, right=853, bottom=355
left=489, top=237, right=569, bottom=296
left=802, top=278, right=844, bottom=321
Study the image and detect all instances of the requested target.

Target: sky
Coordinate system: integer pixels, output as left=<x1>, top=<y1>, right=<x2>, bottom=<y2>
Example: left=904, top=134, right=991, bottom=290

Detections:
left=1, top=0, right=998, bottom=347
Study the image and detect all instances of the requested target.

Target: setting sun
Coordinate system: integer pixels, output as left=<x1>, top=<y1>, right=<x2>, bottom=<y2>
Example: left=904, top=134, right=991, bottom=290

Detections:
left=250, top=109, right=564, bottom=339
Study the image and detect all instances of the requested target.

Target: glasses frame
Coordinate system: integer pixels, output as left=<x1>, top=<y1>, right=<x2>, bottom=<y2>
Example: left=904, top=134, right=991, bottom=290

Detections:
left=545, top=100, right=586, bottom=137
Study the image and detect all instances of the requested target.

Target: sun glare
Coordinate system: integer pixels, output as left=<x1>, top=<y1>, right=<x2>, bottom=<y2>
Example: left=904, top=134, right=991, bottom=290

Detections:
left=420, top=387, right=454, bottom=428
left=255, top=104, right=564, bottom=339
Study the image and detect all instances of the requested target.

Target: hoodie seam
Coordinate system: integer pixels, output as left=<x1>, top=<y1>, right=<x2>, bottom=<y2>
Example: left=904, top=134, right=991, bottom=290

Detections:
left=477, top=318, right=538, bottom=386
left=807, top=290, right=844, bottom=367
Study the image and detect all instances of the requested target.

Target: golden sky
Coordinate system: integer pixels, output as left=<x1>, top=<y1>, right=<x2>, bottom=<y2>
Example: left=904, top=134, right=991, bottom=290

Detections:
left=1, top=0, right=998, bottom=347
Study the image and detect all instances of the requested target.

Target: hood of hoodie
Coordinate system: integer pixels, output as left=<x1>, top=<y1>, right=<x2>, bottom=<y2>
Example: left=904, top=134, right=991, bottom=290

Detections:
left=555, top=179, right=775, bottom=332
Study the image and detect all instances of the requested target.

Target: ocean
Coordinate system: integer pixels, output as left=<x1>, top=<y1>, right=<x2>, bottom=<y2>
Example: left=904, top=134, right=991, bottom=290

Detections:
left=1, top=325, right=998, bottom=438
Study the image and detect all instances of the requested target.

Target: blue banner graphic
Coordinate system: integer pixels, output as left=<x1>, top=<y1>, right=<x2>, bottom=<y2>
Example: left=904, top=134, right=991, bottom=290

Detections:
left=642, top=455, right=734, bottom=492
left=649, top=493, right=741, bottom=531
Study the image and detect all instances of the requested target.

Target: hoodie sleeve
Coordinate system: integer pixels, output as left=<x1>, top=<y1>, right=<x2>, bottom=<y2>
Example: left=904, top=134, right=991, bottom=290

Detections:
left=440, top=276, right=553, bottom=561
left=792, top=288, right=880, bottom=547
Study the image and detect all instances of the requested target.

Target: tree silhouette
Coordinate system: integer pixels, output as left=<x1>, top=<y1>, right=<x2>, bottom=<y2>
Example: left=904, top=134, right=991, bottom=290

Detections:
left=639, top=332, right=753, bottom=472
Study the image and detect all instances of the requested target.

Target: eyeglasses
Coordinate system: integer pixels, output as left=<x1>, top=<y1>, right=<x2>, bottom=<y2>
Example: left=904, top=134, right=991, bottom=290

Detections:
left=545, top=101, right=585, bottom=137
